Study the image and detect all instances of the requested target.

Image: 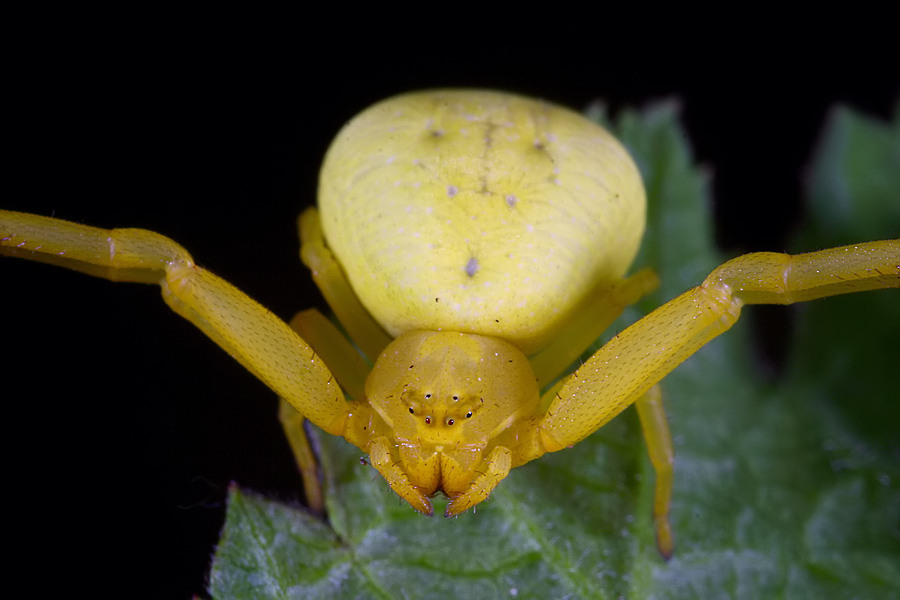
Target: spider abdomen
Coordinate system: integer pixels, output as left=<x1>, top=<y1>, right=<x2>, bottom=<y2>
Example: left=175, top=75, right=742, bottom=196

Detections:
left=319, top=90, right=646, bottom=354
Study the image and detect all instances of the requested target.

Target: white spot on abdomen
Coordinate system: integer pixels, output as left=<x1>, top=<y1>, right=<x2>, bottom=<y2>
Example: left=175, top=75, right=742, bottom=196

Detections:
left=465, top=258, right=479, bottom=277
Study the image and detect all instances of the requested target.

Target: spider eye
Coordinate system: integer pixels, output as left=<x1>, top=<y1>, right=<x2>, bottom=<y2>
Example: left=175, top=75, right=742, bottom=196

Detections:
left=424, top=416, right=431, bottom=424
left=408, top=407, right=414, bottom=414
left=447, top=418, right=455, bottom=426
left=466, top=412, right=473, bottom=418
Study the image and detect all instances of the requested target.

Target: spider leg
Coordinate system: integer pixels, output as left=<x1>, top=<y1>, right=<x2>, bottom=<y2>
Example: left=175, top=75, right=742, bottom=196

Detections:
left=531, top=239, right=898, bottom=555
left=635, top=385, right=674, bottom=559
left=298, top=207, right=392, bottom=363
left=530, top=267, right=659, bottom=387
left=539, top=239, right=899, bottom=453
left=287, top=308, right=368, bottom=402
left=0, top=210, right=352, bottom=437
left=275, top=309, right=376, bottom=513
left=278, top=398, right=325, bottom=514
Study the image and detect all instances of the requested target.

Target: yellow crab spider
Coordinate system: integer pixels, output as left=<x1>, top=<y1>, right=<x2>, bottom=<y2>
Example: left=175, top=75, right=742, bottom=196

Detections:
left=2, top=90, right=897, bottom=559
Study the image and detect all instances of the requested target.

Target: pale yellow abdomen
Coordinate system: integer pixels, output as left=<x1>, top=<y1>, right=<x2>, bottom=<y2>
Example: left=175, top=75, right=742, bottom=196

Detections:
left=319, top=90, right=645, bottom=354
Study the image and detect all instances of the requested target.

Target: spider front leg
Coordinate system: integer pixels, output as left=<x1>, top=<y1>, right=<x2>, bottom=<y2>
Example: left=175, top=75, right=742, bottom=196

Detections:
left=0, top=209, right=354, bottom=441
left=538, top=239, right=899, bottom=555
left=277, top=307, right=373, bottom=513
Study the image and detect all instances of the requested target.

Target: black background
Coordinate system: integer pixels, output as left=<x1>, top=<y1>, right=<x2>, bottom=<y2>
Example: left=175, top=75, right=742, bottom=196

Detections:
left=3, top=32, right=896, bottom=598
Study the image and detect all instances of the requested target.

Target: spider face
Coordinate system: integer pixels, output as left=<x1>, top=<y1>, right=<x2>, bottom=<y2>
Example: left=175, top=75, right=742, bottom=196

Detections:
left=365, top=330, right=540, bottom=451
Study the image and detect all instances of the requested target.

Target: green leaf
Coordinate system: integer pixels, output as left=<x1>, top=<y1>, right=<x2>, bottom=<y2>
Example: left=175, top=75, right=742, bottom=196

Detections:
left=798, top=102, right=900, bottom=248
left=209, top=104, right=900, bottom=599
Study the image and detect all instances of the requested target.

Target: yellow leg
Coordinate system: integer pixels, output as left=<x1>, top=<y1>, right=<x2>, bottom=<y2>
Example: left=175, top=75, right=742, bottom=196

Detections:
left=0, top=210, right=352, bottom=436
left=298, top=207, right=392, bottom=363
left=275, top=309, right=376, bottom=513
left=530, top=268, right=659, bottom=388
left=287, top=309, right=369, bottom=402
left=634, top=385, right=674, bottom=559
left=277, top=398, right=324, bottom=514
left=710, top=241, right=899, bottom=304
left=540, top=240, right=899, bottom=451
